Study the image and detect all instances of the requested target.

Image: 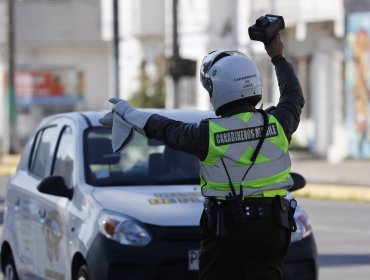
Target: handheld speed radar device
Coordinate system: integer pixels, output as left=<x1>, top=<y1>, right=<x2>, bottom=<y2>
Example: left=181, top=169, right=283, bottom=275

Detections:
left=248, top=14, right=285, bottom=45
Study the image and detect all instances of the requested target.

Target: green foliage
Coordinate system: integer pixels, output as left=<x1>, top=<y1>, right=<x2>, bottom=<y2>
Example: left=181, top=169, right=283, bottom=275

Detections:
left=129, top=56, right=165, bottom=108
left=289, top=137, right=308, bottom=151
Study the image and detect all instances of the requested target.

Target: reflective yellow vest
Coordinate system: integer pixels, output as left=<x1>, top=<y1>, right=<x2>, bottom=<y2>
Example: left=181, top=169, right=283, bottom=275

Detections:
left=200, top=111, right=293, bottom=198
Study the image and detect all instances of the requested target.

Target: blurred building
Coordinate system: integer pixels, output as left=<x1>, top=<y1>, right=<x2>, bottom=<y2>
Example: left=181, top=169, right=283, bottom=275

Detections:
left=118, top=0, right=370, bottom=161
left=1, top=0, right=370, bottom=161
left=138, top=0, right=346, bottom=161
left=0, top=0, right=111, bottom=146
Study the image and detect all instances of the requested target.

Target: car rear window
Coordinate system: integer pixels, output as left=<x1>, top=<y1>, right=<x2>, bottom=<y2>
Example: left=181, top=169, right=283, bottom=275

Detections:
left=84, top=127, right=200, bottom=186
left=29, top=125, right=59, bottom=178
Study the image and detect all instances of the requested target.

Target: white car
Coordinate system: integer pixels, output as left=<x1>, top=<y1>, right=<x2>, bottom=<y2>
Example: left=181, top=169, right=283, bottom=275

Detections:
left=0, top=109, right=318, bottom=280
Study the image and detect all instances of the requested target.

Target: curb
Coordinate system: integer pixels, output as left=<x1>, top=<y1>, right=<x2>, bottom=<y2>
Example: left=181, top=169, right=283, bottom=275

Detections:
left=0, top=167, right=16, bottom=177
left=0, top=154, right=20, bottom=177
left=294, top=183, right=370, bottom=203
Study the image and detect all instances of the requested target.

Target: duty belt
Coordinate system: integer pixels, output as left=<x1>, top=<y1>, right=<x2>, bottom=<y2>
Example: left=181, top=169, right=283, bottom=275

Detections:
left=203, top=196, right=296, bottom=238
left=205, top=197, right=274, bottom=219
left=203, top=197, right=275, bottom=237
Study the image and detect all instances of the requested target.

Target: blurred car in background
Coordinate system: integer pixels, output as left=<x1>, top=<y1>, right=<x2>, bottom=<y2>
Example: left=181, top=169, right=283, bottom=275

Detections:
left=0, top=109, right=318, bottom=280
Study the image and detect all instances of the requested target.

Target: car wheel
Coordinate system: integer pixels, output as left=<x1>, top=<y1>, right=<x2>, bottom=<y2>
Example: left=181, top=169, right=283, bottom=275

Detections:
left=76, top=264, right=89, bottom=280
left=3, top=253, right=19, bottom=280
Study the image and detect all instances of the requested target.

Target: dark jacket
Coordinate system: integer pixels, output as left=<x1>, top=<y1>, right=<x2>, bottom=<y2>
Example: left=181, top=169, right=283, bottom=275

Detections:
left=144, top=57, right=304, bottom=161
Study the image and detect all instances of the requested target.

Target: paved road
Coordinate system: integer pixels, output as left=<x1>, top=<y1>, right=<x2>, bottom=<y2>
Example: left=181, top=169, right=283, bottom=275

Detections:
left=299, top=198, right=370, bottom=280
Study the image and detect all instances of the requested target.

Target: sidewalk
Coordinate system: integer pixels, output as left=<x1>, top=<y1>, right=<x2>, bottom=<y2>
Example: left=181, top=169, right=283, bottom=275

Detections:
left=291, top=150, right=370, bottom=186
left=0, top=154, right=20, bottom=177
left=290, top=150, right=370, bottom=202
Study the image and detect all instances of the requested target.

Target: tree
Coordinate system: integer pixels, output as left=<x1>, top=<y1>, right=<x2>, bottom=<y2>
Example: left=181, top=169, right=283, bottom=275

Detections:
left=130, top=56, right=165, bottom=108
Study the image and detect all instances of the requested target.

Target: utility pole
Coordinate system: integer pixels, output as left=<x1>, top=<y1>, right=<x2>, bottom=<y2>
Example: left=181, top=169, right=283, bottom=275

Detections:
left=113, top=0, right=120, bottom=98
left=166, top=0, right=196, bottom=108
left=172, top=0, right=180, bottom=108
left=6, top=0, right=17, bottom=154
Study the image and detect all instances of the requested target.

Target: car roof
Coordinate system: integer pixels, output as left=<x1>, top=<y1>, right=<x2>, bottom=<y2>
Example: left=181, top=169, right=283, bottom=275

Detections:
left=40, top=108, right=216, bottom=128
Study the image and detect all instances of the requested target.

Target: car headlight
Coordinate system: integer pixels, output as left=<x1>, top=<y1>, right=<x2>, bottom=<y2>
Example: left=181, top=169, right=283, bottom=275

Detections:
left=98, top=211, right=152, bottom=246
left=291, top=211, right=313, bottom=243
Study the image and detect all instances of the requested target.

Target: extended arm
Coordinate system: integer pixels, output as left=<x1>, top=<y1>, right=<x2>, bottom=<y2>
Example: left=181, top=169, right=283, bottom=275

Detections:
left=144, top=115, right=209, bottom=159
left=264, top=34, right=305, bottom=140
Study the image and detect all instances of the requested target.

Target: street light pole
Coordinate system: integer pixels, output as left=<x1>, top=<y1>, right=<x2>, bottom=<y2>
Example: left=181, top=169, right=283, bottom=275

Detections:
left=172, top=0, right=180, bottom=108
left=6, top=0, right=17, bottom=154
left=113, top=0, right=120, bottom=98
left=166, top=0, right=196, bottom=108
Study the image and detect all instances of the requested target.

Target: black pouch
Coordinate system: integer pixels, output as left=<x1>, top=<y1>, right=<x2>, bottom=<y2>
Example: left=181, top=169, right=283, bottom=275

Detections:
left=226, top=195, right=246, bottom=226
left=199, top=211, right=209, bottom=238
left=273, top=196, right=291, bottom=230
left=203, top=199, right=214, bottom=229
left=216, top=206, right=226, bottom=237
left=288, top=199, right=297, bottom=232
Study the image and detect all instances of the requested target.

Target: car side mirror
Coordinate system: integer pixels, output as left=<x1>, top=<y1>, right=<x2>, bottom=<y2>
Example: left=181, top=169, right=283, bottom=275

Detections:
left=37, top=176, right=74, bottom=200
left=289, top=172, right=306, bottom=192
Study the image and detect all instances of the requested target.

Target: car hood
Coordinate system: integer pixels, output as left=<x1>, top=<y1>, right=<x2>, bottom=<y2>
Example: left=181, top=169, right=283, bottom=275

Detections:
left=91, top=185, right=204, bottom=226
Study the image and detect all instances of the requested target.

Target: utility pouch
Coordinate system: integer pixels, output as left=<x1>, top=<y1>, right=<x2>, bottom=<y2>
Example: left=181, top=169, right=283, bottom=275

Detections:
left=226, top=195, right=246, bottom=226
left=273, top=196, right=291, bottom=230
left=199, top=212, right=209, bottom=238
left=203, top=199, right=214, bottom=229
left=216, top=204, right=226, bottom=237
left=288, top=199, right=297, bottom=232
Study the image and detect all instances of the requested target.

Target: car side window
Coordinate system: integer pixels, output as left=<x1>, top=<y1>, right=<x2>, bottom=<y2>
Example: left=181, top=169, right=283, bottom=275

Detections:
left=29, top=126, right=59, bottom=178
left=52, top=126, right=75, bottom=188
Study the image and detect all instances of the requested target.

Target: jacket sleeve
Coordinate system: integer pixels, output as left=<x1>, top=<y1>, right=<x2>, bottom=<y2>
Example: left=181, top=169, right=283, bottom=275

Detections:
left=266, top=57, right=305, bottom=142
left=143, top=114, right=209, bottom=160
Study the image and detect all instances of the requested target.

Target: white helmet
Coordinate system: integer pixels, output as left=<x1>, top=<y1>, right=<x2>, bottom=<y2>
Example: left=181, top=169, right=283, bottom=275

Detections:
left=200, top=50, right=262, bottom=115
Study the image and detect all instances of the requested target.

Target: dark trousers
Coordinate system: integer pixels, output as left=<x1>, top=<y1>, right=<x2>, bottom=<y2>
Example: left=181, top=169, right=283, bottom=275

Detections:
left=199, top=214, right=290, bottom=280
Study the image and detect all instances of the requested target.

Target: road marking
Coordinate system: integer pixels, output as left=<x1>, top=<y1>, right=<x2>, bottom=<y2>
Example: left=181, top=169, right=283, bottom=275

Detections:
left=295, top=184, right=370, bottom=203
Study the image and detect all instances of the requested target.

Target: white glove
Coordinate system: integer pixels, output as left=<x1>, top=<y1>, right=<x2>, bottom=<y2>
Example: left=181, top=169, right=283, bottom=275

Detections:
left=98, top=97, right=128, bottom=127
left=99, top=98, right=154, bottom=153
left=99, top=111, right=134, bottom=153
left=111, top=113, right=134, bottom=153
left=99, top=111, right=114, bottom=127
left=108, top=98, right=153, bottom=136
left=109, top=97, right=130, bottom=117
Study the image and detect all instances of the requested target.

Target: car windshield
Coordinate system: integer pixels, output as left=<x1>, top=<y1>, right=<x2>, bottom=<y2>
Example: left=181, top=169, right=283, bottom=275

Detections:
left=85, top=127, right=200, bottom=186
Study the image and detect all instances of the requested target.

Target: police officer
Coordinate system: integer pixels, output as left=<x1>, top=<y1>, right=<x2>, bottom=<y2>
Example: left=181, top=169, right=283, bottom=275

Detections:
left=100, top=33, right=304, bottom=280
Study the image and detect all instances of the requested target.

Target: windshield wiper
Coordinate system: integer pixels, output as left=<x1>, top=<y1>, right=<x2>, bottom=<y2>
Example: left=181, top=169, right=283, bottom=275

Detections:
left=93, top=181, right=143, bottom=187
left=158, top=178, right=200, bottom=185
left=90, top=178, right=200, bottom=187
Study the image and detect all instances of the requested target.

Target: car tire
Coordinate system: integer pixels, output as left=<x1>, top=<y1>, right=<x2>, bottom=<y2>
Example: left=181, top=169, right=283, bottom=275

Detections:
left=3, top=252, right=19, bottom=280
left=76, top=264, right=89, bottom=280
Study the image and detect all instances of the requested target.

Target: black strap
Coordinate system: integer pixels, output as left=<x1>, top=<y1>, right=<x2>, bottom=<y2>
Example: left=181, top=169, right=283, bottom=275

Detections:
left=241, top=109, right=269, bottom=182
left=251, top=109, right=269, bottom=162
left=220, top=110, right=269, bottom=197
left=221, top=157, right=239, bottom=197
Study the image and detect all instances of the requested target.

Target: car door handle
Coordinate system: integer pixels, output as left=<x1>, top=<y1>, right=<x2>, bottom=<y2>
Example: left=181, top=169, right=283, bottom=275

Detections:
left=14, top=196, right=20, bottom=207
left=38, top=208, right=46, bottom=219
